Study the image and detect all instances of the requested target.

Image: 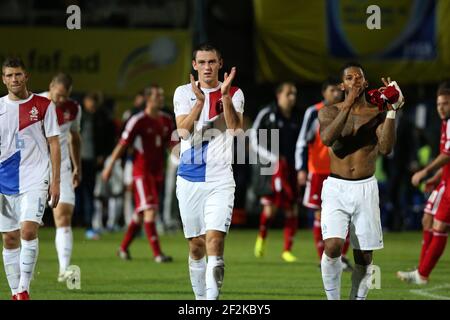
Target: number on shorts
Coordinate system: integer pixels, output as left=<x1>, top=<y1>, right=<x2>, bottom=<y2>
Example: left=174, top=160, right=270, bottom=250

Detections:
left=38, top=197, right=45, bottom=214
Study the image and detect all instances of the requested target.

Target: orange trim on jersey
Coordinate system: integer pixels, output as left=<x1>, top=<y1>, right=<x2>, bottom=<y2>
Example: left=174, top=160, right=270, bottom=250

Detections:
left=308, top=102, right=330, bottom=174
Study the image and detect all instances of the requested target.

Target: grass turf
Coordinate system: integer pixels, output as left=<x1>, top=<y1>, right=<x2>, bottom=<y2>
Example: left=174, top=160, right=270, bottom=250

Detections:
left=0, top=227, right=449, bottom=300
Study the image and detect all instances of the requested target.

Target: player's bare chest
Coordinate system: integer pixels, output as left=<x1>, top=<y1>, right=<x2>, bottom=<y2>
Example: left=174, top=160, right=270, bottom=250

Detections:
left=341, top=112, right=380, bottom=137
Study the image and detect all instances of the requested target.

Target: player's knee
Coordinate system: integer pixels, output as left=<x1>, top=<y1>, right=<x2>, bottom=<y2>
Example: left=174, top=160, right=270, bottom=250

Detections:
left=314, top=210, right=321, bottom=221
left=133, top=213, right=143, bottom=224
left=206, top=235, right=224, bottom=253
left=2, top=232, right=20, bottom=249
left=264, top=205, right=276, bottom=218
left=285, top=208, right=297, bottom=218
left=189, top=237, right=205, bottom=258
left=323, top=239, right=343, bottom=258
left=20, top=225, right=38, bottom=241
left=422, top=214, right=433, bottom=230
left=353, top=250, right=373, bottom=265
left=433, top=220, right=447, bottom=233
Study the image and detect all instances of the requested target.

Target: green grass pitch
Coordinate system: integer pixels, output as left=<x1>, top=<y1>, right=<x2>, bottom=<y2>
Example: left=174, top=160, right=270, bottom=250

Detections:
left=0, top=228, right=449, bottom=300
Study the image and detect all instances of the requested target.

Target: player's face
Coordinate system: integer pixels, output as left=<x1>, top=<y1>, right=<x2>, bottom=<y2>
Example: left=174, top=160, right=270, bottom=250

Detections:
left=437, top=95, right=450, bottom=120
left=277, top=84, right=297, bottom=111
left=146, top=87, right=164, bottom=110
left=156, top=87, right=165, bottom=109
left=49, top=82, right=71, bottom=107
left=192, top=50, right=222, bottom=85
left=323, top=85, right=342, bottom=105
left=2, top=66, right=28, bottom=96
left=83, top=97, right=97, bottom=113
left=134, top=94, right=144, bottom=108
left=341, top=67, right=368, bottom=96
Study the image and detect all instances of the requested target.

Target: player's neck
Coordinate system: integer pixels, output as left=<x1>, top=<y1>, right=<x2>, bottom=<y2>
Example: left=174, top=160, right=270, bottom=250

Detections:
left=145, top=106, right=158, bottom=117
left=351, top=94, right=367, bottom=110
left=199, top=79, right=219, bottom=89
left=8, top=89, right=30, bottom=101
left=278, top=105, right=292, bottom=118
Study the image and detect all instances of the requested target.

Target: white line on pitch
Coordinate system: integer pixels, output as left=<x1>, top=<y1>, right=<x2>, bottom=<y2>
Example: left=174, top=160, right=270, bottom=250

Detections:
left=410, top=284, right=450, bottom=300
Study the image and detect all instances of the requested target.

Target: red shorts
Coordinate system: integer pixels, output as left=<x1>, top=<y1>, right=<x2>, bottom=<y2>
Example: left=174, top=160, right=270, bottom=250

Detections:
left=303, top=173, right=328, bottom=210
left=425, top=181, right=450, bottom=224
left=260, top=161, right=297, bottom=210
left=133, top=175, right=162, bottom=213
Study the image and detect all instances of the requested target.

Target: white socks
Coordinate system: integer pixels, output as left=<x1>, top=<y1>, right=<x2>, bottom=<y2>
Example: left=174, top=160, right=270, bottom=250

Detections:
left=107, top=197, right=123, bottom=230
left=3, top=247, right=20, bottom=295
left=18, top=238, right=39, bottom=293
left=189, top=256, right=206, bottom=300
left=55, top=227, right=73, bottom=274
left=321, top=253, right=343, bottom=300
left=206, top=256, right=224, bottom=300
left=350, top=264, right=373, bottom=300
left=124, top=190, right=134, bottom=226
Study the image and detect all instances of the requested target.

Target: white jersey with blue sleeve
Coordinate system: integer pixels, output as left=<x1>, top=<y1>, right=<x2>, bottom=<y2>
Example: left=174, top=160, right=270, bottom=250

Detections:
left=0, top=93, right=60, bottom=195
left=173, top=82, right=244, bottom=183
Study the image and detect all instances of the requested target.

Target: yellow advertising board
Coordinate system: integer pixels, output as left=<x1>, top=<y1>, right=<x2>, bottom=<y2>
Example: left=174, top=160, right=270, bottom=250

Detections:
left=254, top=0, right=450, bottom=84
left=0, top=27, right=192, bottom=116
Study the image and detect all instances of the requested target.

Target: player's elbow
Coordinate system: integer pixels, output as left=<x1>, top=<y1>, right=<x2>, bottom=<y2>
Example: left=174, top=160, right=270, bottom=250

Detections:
left=378, top=144, right=393, bottom=156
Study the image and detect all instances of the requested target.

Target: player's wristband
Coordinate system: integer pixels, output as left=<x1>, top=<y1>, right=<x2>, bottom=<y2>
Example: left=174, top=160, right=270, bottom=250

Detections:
left=386, top=110, right=396, bottom=119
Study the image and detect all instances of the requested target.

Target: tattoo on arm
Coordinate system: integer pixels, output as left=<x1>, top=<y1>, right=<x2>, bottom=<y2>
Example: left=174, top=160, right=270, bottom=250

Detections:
left=318, top=105, right=350, bottom=146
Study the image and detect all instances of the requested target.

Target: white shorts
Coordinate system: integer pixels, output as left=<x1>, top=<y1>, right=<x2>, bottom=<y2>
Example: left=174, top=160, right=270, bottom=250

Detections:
left=59, top=168, right=75, bottom=206
left=176, top=176, right=235, bottom=239
left=0, top=189, right=48, bottom=232
left=321, top=175, right=383, bottom=251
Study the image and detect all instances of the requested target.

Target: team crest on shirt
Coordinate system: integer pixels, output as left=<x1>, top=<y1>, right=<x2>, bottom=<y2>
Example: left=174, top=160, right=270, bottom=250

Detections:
left=29, top=106, right=39, bottom=121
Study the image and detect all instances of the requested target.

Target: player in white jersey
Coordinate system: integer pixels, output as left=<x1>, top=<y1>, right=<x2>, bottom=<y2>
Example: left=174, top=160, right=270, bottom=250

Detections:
left=174, top=43, right=244, bottom=300
left=39, top=72, right=82, bottom=283
left=0, top=57, right=61, bottom=300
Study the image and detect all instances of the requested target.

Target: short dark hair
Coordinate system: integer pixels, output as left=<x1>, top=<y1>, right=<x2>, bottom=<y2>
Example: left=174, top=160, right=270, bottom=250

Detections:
left=2, top=56, right=26, bottom=73
left=143, top=84, right=161, bottom=99
left=438, top=80, right=450, bottom=94
left=192, top=43, right=222, bottom=61
left=339, top=62, right=365, bottom=79
left=321, top=76, right=340, bottom=93
left=275, top=82, right=296, bottom=95
left=51, top=72, right=73, bottom=90
left=437, top=86, right=450, bottom=97
left=84, top=91, right=103, bottom=106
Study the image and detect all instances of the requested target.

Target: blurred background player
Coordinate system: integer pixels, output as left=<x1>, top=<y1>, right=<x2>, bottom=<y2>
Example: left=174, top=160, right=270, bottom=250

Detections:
left=0, top=57, right=61, bottom=300
left=121, top=90, right=146, bottom=226
left=174, top=43, right=244, bottom=300
left=251, top=82, right=302, bottom=262
left=39, top=73, right=82, bottom=282
left=397, top=85, right=450, bottom=285
left=295, top=77, right=353, bottom=271
left=102, top=85, right=174, bottom=263
left=76, top=91, right=115, bottom=240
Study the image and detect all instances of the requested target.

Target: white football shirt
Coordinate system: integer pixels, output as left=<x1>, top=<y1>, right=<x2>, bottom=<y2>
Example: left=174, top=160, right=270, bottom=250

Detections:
left=39, top=92, right=81, bottom=172
left=0, top=93, right=60, bottom=194
left=173, top=81, right=244, bottom=182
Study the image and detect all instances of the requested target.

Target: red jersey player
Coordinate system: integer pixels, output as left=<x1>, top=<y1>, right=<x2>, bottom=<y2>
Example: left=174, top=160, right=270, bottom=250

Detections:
left=397, top=85, right=450, bottom=284
left=102, top=85, right=176, bottom=263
